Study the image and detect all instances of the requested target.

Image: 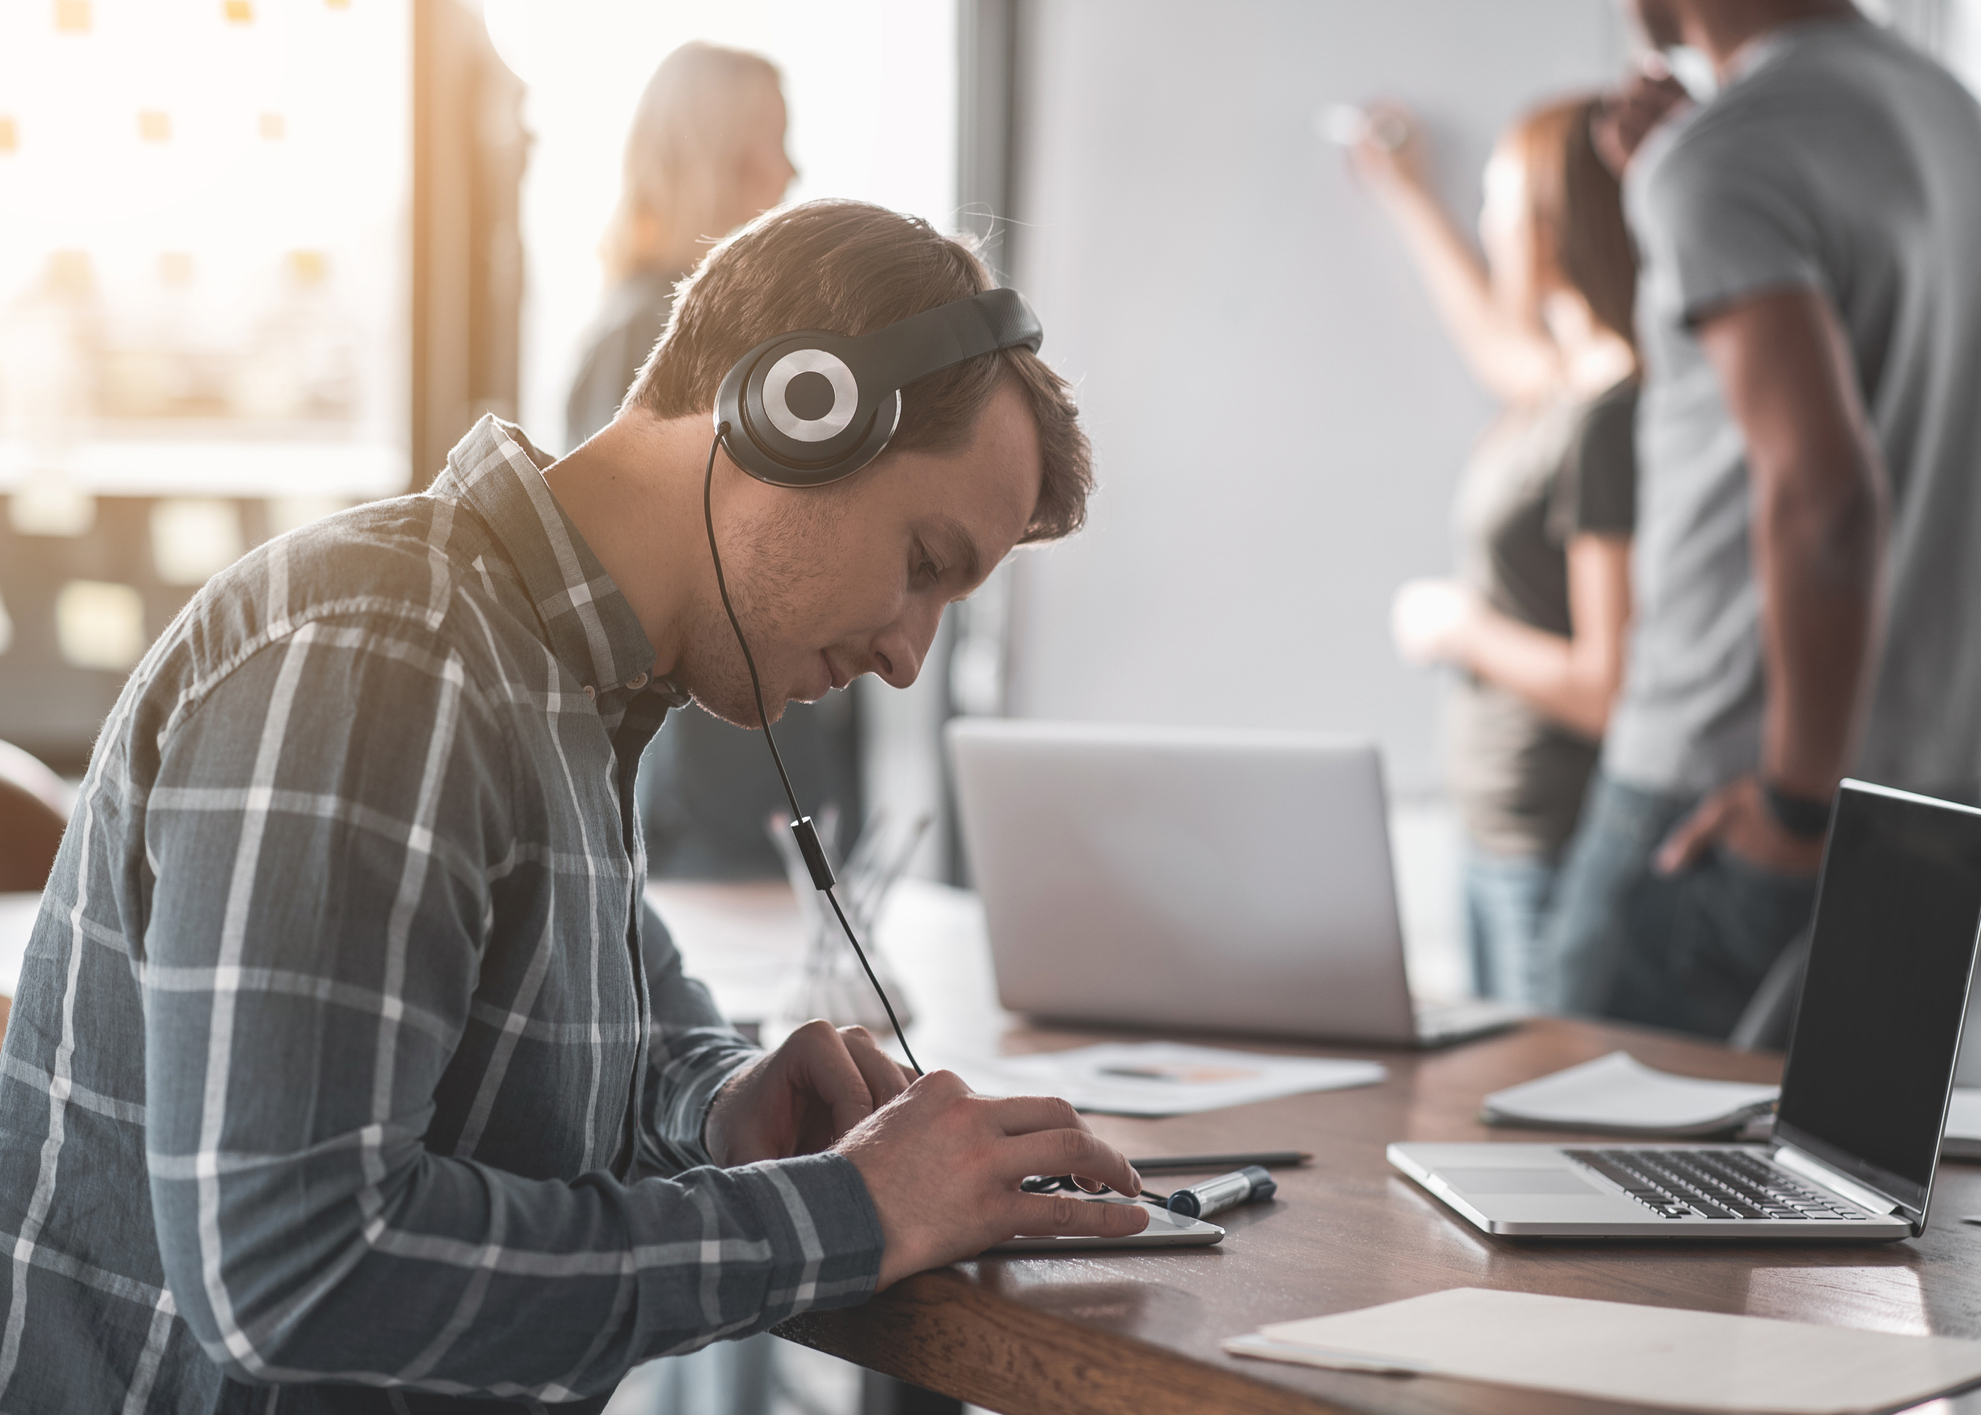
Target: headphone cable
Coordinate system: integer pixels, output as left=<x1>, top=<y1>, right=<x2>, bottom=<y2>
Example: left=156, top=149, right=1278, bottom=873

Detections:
left=701, top=427, right=924, bottom=1078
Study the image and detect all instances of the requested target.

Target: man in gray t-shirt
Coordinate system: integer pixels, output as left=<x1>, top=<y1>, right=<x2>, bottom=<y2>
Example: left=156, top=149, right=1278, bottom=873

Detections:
left=1543, top=1, right=1981, bottom=1035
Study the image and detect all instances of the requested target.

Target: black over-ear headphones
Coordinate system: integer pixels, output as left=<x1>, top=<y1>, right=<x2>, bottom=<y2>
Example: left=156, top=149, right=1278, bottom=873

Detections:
left=713, top=287, right=1043, bottom=487
left=700, top=285, right=1046, bottom=1080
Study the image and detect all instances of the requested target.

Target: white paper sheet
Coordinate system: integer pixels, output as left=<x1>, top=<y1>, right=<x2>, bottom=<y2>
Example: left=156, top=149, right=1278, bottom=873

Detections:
left=932, top=1041, right=1384, bottom=1117
left=1224, top=1288, right=1981, bottom=1414
left=1480, top=1051, right=1779, bottom=1136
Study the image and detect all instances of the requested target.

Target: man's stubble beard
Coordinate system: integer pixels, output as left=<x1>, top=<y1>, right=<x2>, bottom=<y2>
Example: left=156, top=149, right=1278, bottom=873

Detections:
left=684, top=492, right=835, bottom=730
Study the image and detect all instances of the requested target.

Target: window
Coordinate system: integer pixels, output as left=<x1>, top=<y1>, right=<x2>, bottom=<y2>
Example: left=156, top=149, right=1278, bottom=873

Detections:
left=479, top=0, right=957, bottom=451
left=0, top=0, right=411, bottom=504
left=0, top=0, right=412, bottom=769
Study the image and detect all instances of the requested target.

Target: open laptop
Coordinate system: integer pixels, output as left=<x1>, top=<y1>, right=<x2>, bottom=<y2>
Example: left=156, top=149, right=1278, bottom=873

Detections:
left=1390, top=780, right=1981, bottom=1241
left=945, top=719, right=1523, bottom=1047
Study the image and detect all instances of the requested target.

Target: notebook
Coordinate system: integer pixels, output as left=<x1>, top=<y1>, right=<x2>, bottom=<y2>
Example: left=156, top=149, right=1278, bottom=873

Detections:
left=1479, top=1052, right=1779, bottom=1137
left=1224, top=1288, right=1981, bottom=1413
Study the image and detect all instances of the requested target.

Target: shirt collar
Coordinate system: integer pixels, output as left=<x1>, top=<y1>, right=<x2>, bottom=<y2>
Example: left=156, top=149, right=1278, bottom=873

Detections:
left=431, top=415, right=690, bottom=707
left=1721, top=13, right=1867, bottom=88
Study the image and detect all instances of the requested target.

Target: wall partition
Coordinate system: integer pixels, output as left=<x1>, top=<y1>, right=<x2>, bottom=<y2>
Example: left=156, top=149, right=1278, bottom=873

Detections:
left=989, top=0, right=1629, bottom=795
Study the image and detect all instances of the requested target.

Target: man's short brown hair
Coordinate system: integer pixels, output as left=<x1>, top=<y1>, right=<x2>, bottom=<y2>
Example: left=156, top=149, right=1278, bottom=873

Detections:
left=625, top=199, right=1093, bottom=543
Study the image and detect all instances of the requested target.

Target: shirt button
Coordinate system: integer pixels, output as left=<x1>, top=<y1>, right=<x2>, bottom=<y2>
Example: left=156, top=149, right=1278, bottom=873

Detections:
left=583, top=684, right=597, bottom=701
left=626, top=671, right=649, bottom=690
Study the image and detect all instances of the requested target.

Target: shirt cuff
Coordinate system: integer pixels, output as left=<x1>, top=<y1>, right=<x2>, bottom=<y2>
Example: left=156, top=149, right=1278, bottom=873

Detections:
left=729, top=1151, right=886, bottom=1318
left=648, top=1030, right=761, bottom=1172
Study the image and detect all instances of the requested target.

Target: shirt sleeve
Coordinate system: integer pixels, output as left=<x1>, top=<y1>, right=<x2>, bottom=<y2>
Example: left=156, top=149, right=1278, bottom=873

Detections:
left=1548, top=381, right=1640, bottom=544
left=141, top=617, right=882, bottom=1400
left=637, top=897, right=761, bottom=1174
left=1637, top=116, right=1827, bottom=323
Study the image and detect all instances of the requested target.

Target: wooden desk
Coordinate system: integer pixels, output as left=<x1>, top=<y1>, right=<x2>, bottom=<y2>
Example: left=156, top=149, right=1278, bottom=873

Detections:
left=777, top=1015, right=1981, bottom=1415
left=647, top=881, right=1981, bottom=1414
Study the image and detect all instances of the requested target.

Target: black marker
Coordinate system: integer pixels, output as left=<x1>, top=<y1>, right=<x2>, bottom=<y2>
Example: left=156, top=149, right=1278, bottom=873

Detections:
left=1166, top=1165, right=1276, bottom=1220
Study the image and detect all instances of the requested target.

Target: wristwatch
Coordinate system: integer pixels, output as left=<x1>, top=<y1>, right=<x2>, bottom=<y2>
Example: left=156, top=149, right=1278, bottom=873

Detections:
left=1760, top=780, right=1833, bottom=840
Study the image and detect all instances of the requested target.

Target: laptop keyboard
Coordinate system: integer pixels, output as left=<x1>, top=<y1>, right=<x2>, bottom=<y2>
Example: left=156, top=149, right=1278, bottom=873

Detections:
left=1566, top=1148, right=1868, bottom=1221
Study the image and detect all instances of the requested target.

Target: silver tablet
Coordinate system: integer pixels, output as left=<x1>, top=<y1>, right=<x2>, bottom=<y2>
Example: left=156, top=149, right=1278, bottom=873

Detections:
left=988, top=1197, right=1225, bottom=1252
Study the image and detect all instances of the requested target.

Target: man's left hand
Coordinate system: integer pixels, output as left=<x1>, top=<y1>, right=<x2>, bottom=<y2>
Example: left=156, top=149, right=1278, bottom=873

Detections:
left=705, top=1019, right=916, bottom=1166
left=1654, top=775, right=1825, bottom=878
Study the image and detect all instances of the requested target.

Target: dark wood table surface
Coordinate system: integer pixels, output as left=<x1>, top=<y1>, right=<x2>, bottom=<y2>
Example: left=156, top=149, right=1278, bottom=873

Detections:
left=779, top=1016, right=1981, bottom=1415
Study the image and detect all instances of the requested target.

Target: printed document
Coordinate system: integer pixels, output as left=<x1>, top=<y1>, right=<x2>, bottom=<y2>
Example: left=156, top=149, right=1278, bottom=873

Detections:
left=933, top=1041, right=1384, bottom=1117
left=1225, top=1288, right=1981, bottom=1413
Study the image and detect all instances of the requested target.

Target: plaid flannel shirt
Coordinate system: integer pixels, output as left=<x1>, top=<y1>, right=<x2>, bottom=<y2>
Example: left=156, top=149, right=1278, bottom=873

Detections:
left=0, top=418, right=884, bottom=1414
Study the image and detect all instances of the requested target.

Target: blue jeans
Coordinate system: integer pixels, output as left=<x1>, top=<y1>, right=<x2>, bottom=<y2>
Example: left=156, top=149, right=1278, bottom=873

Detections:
left=1464, top=848, right=1559, bottom=1006
left=1540, top=771, right=1818, bottom=1038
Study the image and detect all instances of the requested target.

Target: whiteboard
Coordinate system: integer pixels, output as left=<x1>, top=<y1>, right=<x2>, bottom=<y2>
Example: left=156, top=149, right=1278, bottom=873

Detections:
left=1005, top=0, right=1628, bottom=793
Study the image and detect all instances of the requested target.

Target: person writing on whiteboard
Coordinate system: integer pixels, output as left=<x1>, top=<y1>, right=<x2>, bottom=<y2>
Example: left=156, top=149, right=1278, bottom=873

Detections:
left=1349, top=97, right=1640, bottom=1008
left=0, top=202, right=1144, bottom=1411
left=1542, top=0, right=1981, bottom=1037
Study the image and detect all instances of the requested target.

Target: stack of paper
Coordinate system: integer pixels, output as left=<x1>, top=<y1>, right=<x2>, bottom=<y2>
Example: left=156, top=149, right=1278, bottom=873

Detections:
left=1224, top=1289, right=1981, bottom=1414
left=1480, top=1051, right=1778, bottom=1137
left=932, top=1041, right=1385, bottom=1117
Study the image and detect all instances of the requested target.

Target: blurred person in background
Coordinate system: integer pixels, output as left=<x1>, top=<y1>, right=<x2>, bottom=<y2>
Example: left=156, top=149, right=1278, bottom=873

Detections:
left=565, top=42, right=793, bottom=444
left=1545, top=0, right=1981, bottom=1037
left=565, top=41, right=863, bottom=882
left=1353, top=96, right=1639, bottom=1007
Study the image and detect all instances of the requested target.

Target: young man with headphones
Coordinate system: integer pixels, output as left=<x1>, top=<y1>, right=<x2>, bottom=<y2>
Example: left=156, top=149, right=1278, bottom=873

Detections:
left=0, top=200, right=1144, bottom=1412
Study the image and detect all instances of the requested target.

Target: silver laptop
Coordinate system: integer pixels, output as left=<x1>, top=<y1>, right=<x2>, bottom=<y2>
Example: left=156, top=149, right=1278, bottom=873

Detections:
left=945, top=719, right=1523, bottom=1047
left=1391, top=780, right=1981, bottom=1241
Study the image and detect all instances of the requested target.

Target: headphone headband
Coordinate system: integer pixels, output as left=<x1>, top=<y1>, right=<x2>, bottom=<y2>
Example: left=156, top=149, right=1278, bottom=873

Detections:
left=715, top=288, right=1044, bottom=487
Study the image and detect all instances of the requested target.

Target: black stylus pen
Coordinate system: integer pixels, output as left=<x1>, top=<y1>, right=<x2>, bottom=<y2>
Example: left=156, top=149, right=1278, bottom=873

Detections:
left=1127, top=1150, right=1310, bottom=1174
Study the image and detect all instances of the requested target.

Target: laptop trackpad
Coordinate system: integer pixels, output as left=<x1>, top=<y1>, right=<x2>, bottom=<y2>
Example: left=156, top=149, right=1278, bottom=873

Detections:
left=1437, top=1168, right=1604, bottom=1196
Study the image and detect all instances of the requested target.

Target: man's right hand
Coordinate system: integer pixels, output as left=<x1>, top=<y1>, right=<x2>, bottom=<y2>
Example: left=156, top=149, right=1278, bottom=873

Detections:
left=835, top=1070, right=1148, bottom=1289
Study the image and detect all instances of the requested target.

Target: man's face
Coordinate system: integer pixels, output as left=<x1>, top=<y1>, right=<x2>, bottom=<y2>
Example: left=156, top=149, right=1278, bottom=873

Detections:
left=686, top=378, right=1043, bottom=727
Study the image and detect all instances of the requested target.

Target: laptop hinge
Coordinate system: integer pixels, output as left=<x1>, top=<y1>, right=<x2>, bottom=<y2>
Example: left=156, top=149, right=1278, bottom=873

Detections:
left=1772, top=1144, right=1901, bottom=1215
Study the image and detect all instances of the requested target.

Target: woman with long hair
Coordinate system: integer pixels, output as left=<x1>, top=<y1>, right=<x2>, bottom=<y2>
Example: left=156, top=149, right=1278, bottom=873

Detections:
left=567, top=45, right=863, bottom=884
left=565, top=41, right=795, bottom=448
left=1353, top=97, right=1640, bottom=1006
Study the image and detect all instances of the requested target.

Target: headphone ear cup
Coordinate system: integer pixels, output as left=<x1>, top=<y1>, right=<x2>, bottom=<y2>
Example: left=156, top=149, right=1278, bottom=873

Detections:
left=710, top=288, right=1041, bottom=487
left=715, top=337, right=900, bottom=487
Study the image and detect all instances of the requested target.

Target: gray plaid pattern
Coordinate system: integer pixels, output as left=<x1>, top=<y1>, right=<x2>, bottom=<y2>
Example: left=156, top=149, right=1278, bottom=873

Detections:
left=0, top=418, right=884, bottom=1413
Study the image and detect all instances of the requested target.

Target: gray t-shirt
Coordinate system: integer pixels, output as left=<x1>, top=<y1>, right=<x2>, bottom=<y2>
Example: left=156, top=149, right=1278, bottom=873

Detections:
left=1450, top=382, right=1637, bottom=859
left=1607, top=19, right=1981, bottom=799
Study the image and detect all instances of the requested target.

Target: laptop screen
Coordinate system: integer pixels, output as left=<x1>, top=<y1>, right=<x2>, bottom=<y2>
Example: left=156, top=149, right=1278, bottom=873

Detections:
left=1774, top=781, right=1981, bottom=1221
